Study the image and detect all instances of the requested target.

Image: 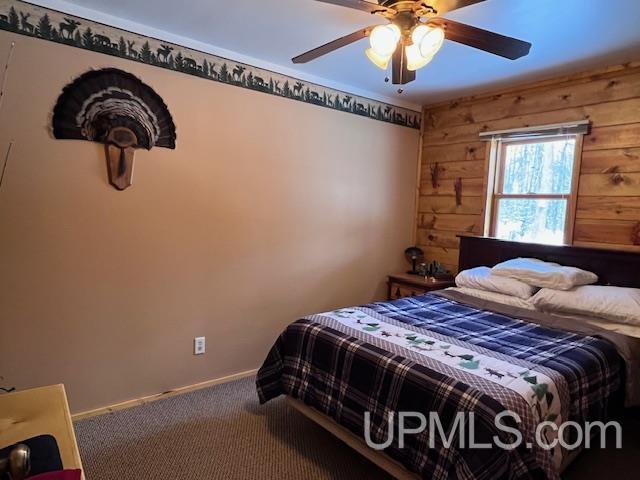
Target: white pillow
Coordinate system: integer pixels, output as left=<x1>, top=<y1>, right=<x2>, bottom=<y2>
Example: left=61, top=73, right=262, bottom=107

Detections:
left=455, top=267, right=537, bottom=299
left=532, top=286, right=640, bottom=326
left=449, top=287, right=536, bottom=310
left=491, top=258, right=598, bottom=290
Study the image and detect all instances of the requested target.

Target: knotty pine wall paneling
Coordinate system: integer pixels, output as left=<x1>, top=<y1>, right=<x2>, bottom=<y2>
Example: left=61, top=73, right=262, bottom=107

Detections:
left=418, top=62, right=640, bottom=272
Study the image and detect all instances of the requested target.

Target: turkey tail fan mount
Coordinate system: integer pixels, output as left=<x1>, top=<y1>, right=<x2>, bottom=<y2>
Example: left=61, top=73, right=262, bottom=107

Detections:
left=293, top=1, right=532, bottom=86
left=52, top=68, right=176, bottom=190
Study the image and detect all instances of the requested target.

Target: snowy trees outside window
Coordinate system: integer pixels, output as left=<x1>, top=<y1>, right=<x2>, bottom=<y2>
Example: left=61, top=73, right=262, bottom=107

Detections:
left=491, top=137, right=577, bottom=245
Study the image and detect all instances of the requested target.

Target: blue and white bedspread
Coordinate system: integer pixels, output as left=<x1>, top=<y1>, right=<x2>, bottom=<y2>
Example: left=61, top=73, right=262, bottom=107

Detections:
left=256, top=292, right=623, bottom=480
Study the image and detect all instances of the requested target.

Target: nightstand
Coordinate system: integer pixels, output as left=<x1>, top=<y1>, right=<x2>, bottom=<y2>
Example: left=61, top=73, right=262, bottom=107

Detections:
left=387, top=273, right=455, bottom=300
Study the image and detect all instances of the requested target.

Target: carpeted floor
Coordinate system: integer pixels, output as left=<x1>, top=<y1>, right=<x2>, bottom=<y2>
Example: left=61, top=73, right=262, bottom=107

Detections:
left=74, top=376, right=639, bottom=480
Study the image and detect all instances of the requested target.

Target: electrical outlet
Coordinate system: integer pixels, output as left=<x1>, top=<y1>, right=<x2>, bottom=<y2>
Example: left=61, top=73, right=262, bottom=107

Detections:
left=194, top=336, right=206, bottom=355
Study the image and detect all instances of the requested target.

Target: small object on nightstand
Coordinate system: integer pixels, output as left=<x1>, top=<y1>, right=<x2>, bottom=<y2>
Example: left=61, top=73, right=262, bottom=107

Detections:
left=404, top=247, right=424, bottom=275
left=387, top=273, right=455, bottom=300
left=417, top=260, right=449, bottom=279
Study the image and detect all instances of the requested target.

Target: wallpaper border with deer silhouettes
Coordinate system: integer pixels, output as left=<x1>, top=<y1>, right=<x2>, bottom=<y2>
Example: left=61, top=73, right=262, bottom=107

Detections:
left=0, top=0, right=421, bottom=129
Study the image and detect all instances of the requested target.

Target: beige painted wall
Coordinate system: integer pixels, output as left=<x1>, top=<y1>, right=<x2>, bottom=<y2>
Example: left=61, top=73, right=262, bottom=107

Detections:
left=0, top=31, right=419, bottom=412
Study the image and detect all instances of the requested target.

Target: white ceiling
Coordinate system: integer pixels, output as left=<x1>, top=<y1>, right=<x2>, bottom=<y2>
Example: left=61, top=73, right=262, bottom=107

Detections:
left=31, top=0, right=640, bottom=109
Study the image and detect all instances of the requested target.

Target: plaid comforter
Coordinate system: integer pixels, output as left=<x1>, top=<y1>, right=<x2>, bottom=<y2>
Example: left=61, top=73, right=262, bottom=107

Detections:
left=256, top=293, right=623, bottom=480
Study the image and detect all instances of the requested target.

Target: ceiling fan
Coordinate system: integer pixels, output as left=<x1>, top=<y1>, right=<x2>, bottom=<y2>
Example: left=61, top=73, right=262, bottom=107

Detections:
left=292, top=1, right=532, bottom=86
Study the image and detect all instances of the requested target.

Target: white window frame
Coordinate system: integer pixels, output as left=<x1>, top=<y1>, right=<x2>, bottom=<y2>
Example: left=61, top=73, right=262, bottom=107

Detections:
left=482, top=132, right=584, bottom=245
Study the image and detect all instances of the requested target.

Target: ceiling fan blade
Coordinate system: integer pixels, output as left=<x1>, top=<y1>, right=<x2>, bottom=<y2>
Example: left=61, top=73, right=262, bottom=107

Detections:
left=428, top=18, right=531, bottom=60
left=429, top=0, right=486, bottom=15
left=292, top=27, right=373, bottom=64
left=314, top=0, right=393, bottom=14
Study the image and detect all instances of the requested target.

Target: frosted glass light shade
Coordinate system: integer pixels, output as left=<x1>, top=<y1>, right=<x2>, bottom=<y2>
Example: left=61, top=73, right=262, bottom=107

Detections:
left=365, top=48, right=392, bottom=69
left=406, top=44, right=434, bottom=71
left=411, top=25, right=430, bottom=44
left=416, top=25, right=445, bottom=58
left=369, top=24, right=401, bottom=56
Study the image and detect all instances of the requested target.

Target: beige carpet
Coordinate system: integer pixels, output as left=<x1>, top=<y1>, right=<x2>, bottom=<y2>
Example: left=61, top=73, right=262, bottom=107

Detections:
left=74, top=376, right=639, bottom=480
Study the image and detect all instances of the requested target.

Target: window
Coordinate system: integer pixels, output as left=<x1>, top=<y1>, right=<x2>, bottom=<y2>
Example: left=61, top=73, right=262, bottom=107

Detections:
left=485, top=134, right=582, bottom=245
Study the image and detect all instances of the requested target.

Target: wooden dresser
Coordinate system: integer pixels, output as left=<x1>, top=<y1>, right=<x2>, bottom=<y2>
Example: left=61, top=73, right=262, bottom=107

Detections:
left=387, top=273, right=455, bottom=300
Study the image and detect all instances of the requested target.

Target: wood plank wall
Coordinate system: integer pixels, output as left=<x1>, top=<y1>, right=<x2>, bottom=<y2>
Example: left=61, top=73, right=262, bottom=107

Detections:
left=417, top=62, right=640, bottom=273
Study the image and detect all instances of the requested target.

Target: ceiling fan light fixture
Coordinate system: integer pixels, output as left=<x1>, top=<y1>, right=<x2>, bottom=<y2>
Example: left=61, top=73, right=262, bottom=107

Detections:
left=417, top=25, right=445, bottom=58
left=411, top=25, right=430, bottom=45
left=292, top=1, right=533, bottom=87
left=365, top=47, right=392, bottom=69
left=369, top=23, right=401, bottom=56
left=405, top=44, right=434, bottom=71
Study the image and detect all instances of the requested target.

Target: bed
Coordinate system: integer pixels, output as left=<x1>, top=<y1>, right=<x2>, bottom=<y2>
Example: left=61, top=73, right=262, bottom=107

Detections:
left=256, top=236, right=640, bottom=480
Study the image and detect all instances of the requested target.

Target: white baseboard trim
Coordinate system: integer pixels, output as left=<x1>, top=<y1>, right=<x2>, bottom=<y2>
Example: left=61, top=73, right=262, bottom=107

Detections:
left=72, top=368, right=259, bottom=421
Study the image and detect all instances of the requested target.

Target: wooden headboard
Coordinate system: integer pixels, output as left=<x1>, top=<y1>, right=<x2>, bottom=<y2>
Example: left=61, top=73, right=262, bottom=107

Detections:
left=458, top=236, right=640, bottom=289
